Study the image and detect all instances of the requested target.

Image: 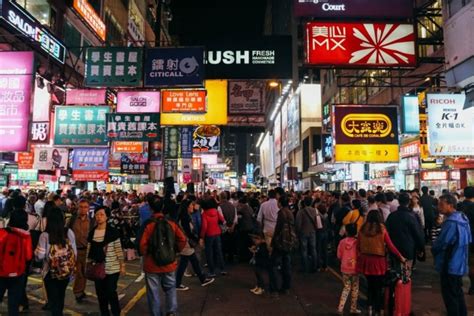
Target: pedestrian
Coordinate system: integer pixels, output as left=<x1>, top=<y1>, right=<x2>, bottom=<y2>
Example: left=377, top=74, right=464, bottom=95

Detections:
left=337, top=224, right=361, bottom=314
left=69, top=199, right=92, bottom=303
left=236, top=196, right=256, bottom=262
left=420, top=186, right=436, bottom=241
left=342, top=199, right=364, bottom=236
left=257, top=190, right=280, bottom=251
left=374, top=193, right=390, bottom=222
left=410, top=194, right=425, bottom=228
left=432, top=194, right=471, bottom=316
left=87, top=206, right=125, bottom=316
left=358, top=210, right=406, bottom=316
left=200, top=197, right=227, bottom=277
left=458, top=186, right=474, bottom=294
left=35, top=208, right=77, bottom=316
left=218, top=192, right=238, bottom=263
left=140, top=199, right=186, bottom=316
left=314, top=199, right=329, bottom=271
left=295, top=196, right=318, bottom=273
left=0, top=210, right=32, bottom=316
left=249, top=232, right=270, bottom=295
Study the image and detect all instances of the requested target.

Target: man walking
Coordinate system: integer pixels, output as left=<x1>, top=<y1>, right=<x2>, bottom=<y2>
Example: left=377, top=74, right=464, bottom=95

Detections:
left=257, top=190, right=280, bottom=250
left=295, top=196, right=318, bottom=273
left=420, top=186, right=435, bottom=241
left=218, top=192, right=238, bottom=263
left=432, top=194, right=471, bottom=316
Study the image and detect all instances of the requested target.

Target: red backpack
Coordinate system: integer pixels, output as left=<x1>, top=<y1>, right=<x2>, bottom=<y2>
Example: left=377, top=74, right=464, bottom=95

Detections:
left=0, top=228, right=27, bottom=277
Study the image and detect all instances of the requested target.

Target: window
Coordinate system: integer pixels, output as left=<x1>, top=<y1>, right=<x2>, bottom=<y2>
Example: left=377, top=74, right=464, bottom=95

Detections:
left=16, top=0, right=51, bottom=26
left=64, top=21, right=82, bottom=58
left=105, top=12, right=124, bottom=45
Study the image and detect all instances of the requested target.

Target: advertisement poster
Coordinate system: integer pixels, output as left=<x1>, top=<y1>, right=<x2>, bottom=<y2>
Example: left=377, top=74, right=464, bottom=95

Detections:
left=161, top=90, right=206, bottom=113
left=180, top=127, right=193, bottom=159
left=305, top=22, right=416, bottom=67
left=117, top=91, right=160, bottom=113
left=333, top=105, right=399, bottom=162
left=287, top=92, right=301, bottom=153
left=181, top=159, right=192, bottom=184
left=54, top=106, right=109, bottom=146
left=402, top=96, right=420, bottom=134
left=145, top=47, right=204, bottom=86
left=0, top=51, right=34, bottom=151
left=17, top=152, right=34, bottom=169
left=193, top=125, right=220, bottom=153
left=30, top=122, right=50, bottom=144
left=164, top=127, right=179, bottom=159
left=228, top=81, right=265, bottom=114
left=32, top=77, right=51, bottom=121
left=106, top=113, right=160, bottom=141
left=149, top=141, right=163, bottom=165
left=427, top=94, right=474, bottom=156
left=72, top=148, right=109, bottom=171
left=33, top=147, right=69, bottom=170
left=85, top=47, right=143, bottom=87
left=66, top=89, right=107, bottom=105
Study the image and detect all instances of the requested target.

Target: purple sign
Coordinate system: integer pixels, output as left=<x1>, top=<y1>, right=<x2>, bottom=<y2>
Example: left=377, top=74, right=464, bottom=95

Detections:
left=117, top=91, right=160, bottom=113
left=0, top=51, right=34, bottom=151
left=294, top=0, right=413, bottom=18
left=72, top=148, right=109, bottom=171
left=66, top=89, right=106, bottom=105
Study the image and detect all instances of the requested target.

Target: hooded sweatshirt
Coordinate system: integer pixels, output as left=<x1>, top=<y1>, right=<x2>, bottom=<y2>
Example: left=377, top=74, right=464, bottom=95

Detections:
left=337, top=236, right=358, bottom=275
left=432, top=211, right=472, bottom=276
left=200, top=208, right=225, bottom=238
left=0, top=227, right=33, bottom=277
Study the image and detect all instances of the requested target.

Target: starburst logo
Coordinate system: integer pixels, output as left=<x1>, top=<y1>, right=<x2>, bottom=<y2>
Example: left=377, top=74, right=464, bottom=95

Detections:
left=349, top=24, right=415, bottom=65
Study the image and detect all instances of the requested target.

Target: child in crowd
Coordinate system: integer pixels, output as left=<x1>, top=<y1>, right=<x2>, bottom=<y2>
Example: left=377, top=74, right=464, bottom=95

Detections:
left=337, top=224, right=361, bottom=314
left=249, top=233, right=270, bottom=295
left=431, top=214, right=443, bottom=242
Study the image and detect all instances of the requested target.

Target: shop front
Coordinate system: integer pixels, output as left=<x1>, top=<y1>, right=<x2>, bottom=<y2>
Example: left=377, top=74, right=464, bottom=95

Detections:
left=420, top=170, right=460, bottom=195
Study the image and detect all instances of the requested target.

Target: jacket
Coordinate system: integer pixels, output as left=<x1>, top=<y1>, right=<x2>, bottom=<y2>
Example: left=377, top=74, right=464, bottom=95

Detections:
left=342, top=209, right=364, bottom=234
left=432, top=211, right=472, bottom=276
left=200, top=208, right=225, bottom=238
left=0, top=228, right=33, bottom=277
left=237, top=203, right=255, bottom=232
left=459, top=200, right=474, bottom=252
left=271, top=207, right=294, bottom=249
left=420, top=194, right=435, bottom=222
left=386, top=206, right=425, bottom=260
left=295, top=206, right=317, bottom=236
left=139, top=213, right=187, bottom=274
left=337, top=237, right=358, bottom=275
left=359, top=228, right=386, bottom=256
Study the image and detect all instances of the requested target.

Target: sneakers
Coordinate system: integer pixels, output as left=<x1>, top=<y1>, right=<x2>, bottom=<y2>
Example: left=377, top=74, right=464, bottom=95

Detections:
left=250, top=287, right=264, bottom=295
left=184, top=272, right=193, bottom=277
left=350, top=309, right=362, bottom=314
left=337, top=308, right=344, bottom=315
left=201, top=278, right=215, bottom=287
left=176, top=284, right=189, bottom=291
left=208, top=273, right=217, bottom=278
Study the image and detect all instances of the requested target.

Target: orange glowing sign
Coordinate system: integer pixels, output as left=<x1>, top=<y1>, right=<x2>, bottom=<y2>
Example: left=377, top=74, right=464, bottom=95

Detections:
left=73, top=0, right=106, bottom=41
left=161, top=90, right=206, bottom=113
left=17, top=152, right=34, bottom=169
left=192, top=157, right=202, bottom=170
left=113, top=142, right=144, bottom=153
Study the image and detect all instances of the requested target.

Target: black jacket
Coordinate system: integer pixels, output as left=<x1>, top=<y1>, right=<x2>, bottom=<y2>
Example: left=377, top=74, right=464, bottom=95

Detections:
left=459, top=200, right=474, bottom=251
left=420, top=194, right=435, bottom=222
left=386, top=206, right=425, bottom=260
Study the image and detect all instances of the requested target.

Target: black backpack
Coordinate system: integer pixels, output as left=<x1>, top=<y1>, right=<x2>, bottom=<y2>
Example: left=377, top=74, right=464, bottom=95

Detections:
left=147, top=217, right=176, bottom=266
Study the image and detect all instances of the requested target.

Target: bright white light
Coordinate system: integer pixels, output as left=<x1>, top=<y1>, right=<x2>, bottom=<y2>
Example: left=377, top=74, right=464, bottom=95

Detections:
left=256, top=133, right=264, bottom=148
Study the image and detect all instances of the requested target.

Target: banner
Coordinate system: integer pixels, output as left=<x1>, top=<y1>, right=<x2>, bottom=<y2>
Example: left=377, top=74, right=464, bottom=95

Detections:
left=161, top=90, right=206, bottom=113
left=427, top=94, right=474, bottom=156
left=30, top=122, right=50, bottom=144
left=333, top=105, right=399, bottom=162
left=72, top=148, right=109, bottom=171
left=305, top=22, right=416, bottom=68
left=192, top=125, right=220, bottom=153
left=144, top=47, right=204, bottom=86
left=117, top=91, right=160, bottom=113
left=106, top=113, right=160, bottom=141
left=66, top=89, right=107, bottom=105
left=164, top=160, right=178, bottom=179
left=85, top=47, right=142, bottom=87
left=180, top=127, right=193, bottom=159
left=228, top=81, right=265, bottom=114
left=0, top=51, right=34, bottom=151
left=32, top=77, right=51, bottom=121
left=54, top=106, right=109, bottom=146
left=287, top=92, right=300, bottom=153
left=72, top=170, right=109, bottom=181
left=112, top=141, right=144, bottom=153
left=33, top=147, right=69, bottom=170
left=164, top=127, right=179, bottom=159
left=17, top=152, right=34, bottom=169
left=181, top=159, right=192, bottom=184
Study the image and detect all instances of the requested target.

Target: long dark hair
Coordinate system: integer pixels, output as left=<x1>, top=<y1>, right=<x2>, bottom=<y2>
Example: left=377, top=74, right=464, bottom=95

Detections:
left=45, top=207, right=67, bottom=246
left=360, top=209, right=383, bottom=236
left=178, top=199, right=193, bottom=222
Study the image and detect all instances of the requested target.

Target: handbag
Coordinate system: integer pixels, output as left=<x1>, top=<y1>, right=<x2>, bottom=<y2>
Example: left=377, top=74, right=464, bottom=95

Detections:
left=85, top=261, right=106, bottom=281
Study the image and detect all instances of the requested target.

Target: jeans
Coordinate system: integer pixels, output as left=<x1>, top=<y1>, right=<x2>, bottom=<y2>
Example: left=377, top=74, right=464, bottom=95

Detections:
left=222, top=231, right=237, bottom=262
left=44, top=273, right=69, bottom=316
left=145, top=272, right=177, bottom=316
left=299, top=233, right=317, bottom=272
left=176, top=253, right=206, bottom=287
left=94, top=273, right=120, bottom=316
left=0, top=275, right=25, bottom=316
left=269, top=250, right=292, bottom=293
left=204, top=236, right=225, bottom=274
left=73, top=249, right=88, bottom=297
left=440, top=273, right=467, bottom=316
left=255, top=266, right=267, bottom=289
left=365, top=275, right=384, bottom=314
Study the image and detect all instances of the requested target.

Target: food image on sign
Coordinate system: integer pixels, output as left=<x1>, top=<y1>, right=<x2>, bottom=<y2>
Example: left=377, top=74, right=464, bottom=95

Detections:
left=161, top=90, right=206, bottom=113
left=193, top=125, right=221, bottom=153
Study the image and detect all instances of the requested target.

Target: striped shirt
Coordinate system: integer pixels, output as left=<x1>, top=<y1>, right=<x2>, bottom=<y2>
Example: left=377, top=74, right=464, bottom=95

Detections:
left=91, top=229, right=123, bottom=275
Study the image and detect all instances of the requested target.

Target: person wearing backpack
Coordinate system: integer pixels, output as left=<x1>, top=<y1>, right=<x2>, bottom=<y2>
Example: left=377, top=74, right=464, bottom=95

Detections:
left=295, top=196, right=318, bottom=273
left=0, top=210, right=32, bottom=316
left=35, top=207, right=77, bottom=316
left=139, top=199, right=186, bottom=316
left=87, top=206, right=125, bottom=316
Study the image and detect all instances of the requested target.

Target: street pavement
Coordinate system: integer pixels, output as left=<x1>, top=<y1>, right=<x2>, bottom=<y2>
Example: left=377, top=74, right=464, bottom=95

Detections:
left=2, top=249, right=474, bottom=315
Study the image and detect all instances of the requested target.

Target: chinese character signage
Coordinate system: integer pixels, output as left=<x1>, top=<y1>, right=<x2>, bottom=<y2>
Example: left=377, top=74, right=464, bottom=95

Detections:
left=0, top=51, right=33, bottom=151
left=121, top=162, right=148, bottom=175
left=228, top=81, right=265, bottom=114
left=145, top=47, right=204, bottom=87
left=85, top=48, right=142, bottom=87
left=418, top=92, right=429, bottom=159
left=192, top=157, right=202, bottom=170
left=17, top=169, right=38, bottom=181
left=161, top=90, right=206, bottom=113
left=66, top=89, right=107, bottom=105
left=33, top=147, right=69, bottom=170
left=106, top=113, right=160, bottom=141
left=30, top=122, right=50, bottom=144
left=427, top=94, right=474, bottom=156
left=421, top=171, right=448, bottom=181
left=294, top=0, right=413, bottom=18
left=164, top=159, right=178, bottom=179
left=117, top=91, right=160, bottom=113
left=322, top=103, right=332, bottom=133
left=72, top=148, right=109, bottom=171
left=322, top=134, right=333, bottom=161
left=305, top=22, right=416, bottom=68
left=164, top=127, right=179, bottom=159
left=112, top=141, right=144, bottom=153
left=54, top=106, right=109, bottom=146
left=333, top=105, right=399, bottom=162
left=193, top=125, right=220, bottom=153
left=17, top=152, right=34, bottom=169
left=180, top=127, right=193, bottom=159
left=287, top=92, right=300, bottom=153
left=73, top=0, right=106, bottom=41
left=246, top=163, right=254, bottom=184
left=400, top=141, right=420, bottom=158
left=402, top=96, right=420, bottom=134
left=72, top=170, right=109, bottom=181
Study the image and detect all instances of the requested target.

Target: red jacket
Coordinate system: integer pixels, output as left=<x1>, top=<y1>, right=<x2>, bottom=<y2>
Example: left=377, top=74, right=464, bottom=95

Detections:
left=0, top=228, right=33, bottom=277
left=200, top=208, right=225, bottom=238
left=139, top=213, right=186, bottom=274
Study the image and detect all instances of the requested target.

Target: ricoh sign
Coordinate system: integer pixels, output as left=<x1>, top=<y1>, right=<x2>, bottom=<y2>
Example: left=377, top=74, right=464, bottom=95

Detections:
left=294, top=0, right=413, bottom=18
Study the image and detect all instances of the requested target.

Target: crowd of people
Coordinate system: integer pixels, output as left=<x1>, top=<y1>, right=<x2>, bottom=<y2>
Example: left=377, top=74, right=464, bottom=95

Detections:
left=0, top=185, right=473, bottom=316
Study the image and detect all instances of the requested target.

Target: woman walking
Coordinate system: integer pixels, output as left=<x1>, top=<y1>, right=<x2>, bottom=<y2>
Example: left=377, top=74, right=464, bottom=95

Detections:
left=200, top=198, right=226, bottom=277
left=87, top=207, right=125, bottom=316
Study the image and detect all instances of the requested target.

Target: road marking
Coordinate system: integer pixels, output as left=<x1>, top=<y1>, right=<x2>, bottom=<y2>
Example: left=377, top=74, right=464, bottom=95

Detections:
left=27, top=294, right=82, bottom=316
left=121, top=286, right=146, bottom=315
